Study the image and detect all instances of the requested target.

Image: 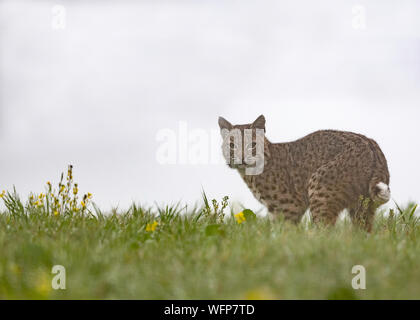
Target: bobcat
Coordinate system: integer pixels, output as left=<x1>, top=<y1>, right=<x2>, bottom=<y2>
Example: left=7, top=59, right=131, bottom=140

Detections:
left=218, top=115, right=390, bottom=230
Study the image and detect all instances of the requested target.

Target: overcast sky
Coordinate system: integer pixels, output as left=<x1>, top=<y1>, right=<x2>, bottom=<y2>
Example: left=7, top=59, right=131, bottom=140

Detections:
left=0, top=0, right=419, bottom=212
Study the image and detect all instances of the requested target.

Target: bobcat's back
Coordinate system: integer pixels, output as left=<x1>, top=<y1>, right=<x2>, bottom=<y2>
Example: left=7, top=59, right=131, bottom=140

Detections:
left=269, top=130, right=389, bottom=197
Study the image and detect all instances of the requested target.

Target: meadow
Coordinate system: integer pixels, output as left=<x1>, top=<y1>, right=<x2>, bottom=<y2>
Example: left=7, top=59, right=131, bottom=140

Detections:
left=0, top=166, right=419, bottom=299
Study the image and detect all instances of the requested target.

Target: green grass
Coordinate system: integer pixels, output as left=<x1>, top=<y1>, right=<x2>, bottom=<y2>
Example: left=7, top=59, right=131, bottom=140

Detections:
left=0, top=189, right=419, bottom=299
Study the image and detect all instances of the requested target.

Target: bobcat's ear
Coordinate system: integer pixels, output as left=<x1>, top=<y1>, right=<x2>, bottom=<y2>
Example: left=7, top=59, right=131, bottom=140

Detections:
left=251, top=115, right=265, bottom=131
left=218, top=116, right=232, bottom=130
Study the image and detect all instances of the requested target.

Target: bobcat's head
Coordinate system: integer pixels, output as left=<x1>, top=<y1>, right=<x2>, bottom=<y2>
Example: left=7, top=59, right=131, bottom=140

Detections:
left=218, top=115, right=268, bottom=175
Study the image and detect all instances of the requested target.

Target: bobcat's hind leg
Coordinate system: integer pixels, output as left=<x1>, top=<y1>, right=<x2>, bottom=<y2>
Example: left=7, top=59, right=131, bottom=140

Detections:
left=309, top=197, right=341, bottom=226
left=308, top=165, right=349, bottom=227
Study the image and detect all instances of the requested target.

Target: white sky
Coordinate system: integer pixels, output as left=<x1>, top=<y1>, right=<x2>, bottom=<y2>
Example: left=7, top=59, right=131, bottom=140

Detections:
left=0, top=0, right=419, bottom=212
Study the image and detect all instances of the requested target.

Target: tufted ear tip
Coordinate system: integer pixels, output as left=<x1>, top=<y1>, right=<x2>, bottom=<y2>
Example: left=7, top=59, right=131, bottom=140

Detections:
left=218, top=116, right=232, bottom=130
left=252, top=115, right=266, bottom=131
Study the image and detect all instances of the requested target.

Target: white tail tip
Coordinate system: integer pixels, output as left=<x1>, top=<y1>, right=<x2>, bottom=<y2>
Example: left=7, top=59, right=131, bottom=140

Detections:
left=376, top=182, right=391, bottom=202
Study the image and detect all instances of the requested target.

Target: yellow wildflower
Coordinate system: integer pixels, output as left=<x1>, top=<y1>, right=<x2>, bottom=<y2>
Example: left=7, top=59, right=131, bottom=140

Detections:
left=146, top=221, right=159, bottom=232
left=81, top=201, right=86, bottom=208
left=87, top=192, right=93, bottom=199
left=53, top=210, right=59, bottom=216
left=235, top=211, right=246, bottom=224
left=0, top=190, right=5, bottom=198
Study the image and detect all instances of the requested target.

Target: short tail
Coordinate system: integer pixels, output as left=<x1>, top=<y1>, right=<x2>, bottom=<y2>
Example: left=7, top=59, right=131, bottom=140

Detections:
left=369, top=181, right=391, bottom=204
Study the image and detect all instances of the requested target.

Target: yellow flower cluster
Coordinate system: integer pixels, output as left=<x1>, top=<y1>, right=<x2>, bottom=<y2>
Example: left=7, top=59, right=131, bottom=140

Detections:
left=146, top=221, right=159, bottom=232
left=235, top=211, right=246, bottom=224
left=26, top=165, right=93, bottom=215
left=31, top=193, right=45, bottom=208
